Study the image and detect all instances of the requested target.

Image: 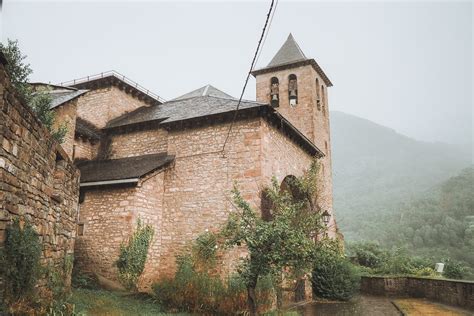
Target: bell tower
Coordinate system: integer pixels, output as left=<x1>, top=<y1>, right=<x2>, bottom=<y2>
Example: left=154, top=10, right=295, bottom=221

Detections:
left=251, top=34, right=336, bottom=233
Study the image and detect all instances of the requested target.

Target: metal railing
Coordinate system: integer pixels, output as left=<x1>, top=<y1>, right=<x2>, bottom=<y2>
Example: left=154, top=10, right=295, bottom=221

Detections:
left=58, top=70, right=166, bottom=103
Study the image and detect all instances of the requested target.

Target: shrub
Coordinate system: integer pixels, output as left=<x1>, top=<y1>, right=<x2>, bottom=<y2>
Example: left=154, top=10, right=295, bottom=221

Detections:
left=348, top=242, right=385, bottom=268
left=152, top=255, right=274, bottom=314
left=443, top=260, right=466, bottom=279
left=0, top=219, right=42, bottom=302
left=116, top=219, right=154, bottom=290
left=312, top=241, right=360, bottom=301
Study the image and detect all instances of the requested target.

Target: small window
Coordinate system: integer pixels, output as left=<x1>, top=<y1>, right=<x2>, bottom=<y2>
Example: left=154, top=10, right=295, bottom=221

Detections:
left=77, top=223, right=85, bottom=236
left=270, top=77, right=279, bottom=107
left=316, top=78, right=321, bottom=110
left=288, top=74, right=298, bottom=106
left=325, top=141, right=328, bottom=153
left=321, top=85, right=326, bottom=115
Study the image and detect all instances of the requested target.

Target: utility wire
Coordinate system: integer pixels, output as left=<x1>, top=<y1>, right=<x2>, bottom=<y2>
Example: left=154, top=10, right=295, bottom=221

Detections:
left=255, top=0, right=279, bottom=68
left=221, top=0, right=276, bottom=156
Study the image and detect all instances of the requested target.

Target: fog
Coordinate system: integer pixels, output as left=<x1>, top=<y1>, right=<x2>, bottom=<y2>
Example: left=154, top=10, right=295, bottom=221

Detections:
left=1, top=1, right=472, bottom=146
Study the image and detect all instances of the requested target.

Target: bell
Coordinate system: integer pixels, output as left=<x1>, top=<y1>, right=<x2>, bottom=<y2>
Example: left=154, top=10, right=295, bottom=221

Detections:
left=289, top=90, right=297, bottom=98
left=272, top=94, right=279, bottom=101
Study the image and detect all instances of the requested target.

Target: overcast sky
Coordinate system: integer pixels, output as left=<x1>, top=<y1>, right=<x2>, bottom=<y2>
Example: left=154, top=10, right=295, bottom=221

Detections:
left=1, top=1, right=472, bottom=146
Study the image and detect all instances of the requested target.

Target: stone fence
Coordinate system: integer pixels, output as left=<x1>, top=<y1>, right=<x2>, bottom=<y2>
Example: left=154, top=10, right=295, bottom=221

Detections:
left=0, top=52, right=80, bottom=294
left=360, top=276, right=474, bottom=311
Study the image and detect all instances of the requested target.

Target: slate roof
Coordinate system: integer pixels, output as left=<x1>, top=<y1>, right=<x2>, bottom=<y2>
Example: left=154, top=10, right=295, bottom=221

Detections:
left=267, top=33, right=307, bottom=67
left=75, top=117, right=102, bottom=140
left=251, top=34, right=333, bottom=87
left=107, top=85, right=264, bottom=129
left=49, top=89, right=88, bottom=109
left=77, top=153, right=174, bottom=184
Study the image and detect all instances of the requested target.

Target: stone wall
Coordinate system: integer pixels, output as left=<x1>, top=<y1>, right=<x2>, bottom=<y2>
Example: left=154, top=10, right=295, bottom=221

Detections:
left=73, top=137, right=99, bottom=161
left=76, top=169, right=166, bottom=287
left=360, top=276, right=474, bottom=310
left=76, top=85, right=149, bottom=129
left=0, top=54, right=80, bottom=292
left=108, top=127, right=168, bottom=159
left=52, top=99, right=78, bottom=159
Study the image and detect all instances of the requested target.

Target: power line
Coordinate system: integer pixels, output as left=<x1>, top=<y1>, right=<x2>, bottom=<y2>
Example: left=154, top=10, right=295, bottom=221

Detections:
left=221, top=0, right=276, bottom=156
left=255, top=0, right=279, bottom=68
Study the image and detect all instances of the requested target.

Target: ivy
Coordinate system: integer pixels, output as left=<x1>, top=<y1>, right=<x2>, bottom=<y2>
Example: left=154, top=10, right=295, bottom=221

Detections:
left=192, top=231, right=218, bottom=269
left=116, top=219, right=154, bottom=290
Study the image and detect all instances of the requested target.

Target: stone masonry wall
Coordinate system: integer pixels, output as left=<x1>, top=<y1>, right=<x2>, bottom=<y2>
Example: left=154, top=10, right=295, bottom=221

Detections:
left=73, top=137, right=99, bottom=161
left=76, top=169, right=166, bottom=288
left=0, top=56, right=80, bottom=292
left=75, top=185, right=137, bottom=280
left=76, top=85, right=150, bottom=129
left=52, top=99, right=78, bottom=159
left=360, top=276, right=474, bottom=311
left=108, top=127, right=168, bottom=159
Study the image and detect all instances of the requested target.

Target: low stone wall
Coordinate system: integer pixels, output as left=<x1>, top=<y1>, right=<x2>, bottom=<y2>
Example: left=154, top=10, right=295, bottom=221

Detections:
left=360, top=276, right=474, bottom=311
left=0, top=53, right=80, bottom=294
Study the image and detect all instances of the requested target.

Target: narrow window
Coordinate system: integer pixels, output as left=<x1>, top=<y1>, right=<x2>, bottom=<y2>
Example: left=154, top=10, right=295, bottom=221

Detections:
left=288, top=74, right=298, bottom=106
left=325, top=141, right=328, bottom=153
left=77, top=223, right=85, bottom=236
left=270, top=77, right=279, bottom=107
left=316, top=78, right=321, bottom=110
left=321, top=85, right=326, bottom=115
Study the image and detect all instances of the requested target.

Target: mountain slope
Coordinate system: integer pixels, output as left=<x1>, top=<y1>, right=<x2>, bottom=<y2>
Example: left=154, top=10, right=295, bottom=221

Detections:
left=330, top=111, right=472, bottom=241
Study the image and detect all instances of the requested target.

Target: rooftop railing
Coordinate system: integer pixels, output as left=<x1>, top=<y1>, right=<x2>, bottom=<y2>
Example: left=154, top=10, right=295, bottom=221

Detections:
left=59, top=70, right=166, bottom=103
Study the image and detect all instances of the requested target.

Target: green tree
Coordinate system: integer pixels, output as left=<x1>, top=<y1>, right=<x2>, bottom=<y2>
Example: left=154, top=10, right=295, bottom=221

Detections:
left=0, top=39, right=67, bottom=142
left=222, top=161, right=325, bottom=315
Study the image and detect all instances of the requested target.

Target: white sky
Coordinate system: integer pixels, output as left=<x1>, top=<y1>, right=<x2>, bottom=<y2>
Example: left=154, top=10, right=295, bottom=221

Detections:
left=1, top=1, right=472, bottom=146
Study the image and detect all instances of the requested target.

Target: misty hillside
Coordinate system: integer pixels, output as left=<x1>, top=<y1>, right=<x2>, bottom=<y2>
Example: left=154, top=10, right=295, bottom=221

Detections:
left=330, top=111, right=472, bottom=241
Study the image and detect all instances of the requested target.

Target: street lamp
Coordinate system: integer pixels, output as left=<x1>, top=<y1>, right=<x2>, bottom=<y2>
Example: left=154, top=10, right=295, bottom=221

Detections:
left=322, top=210, right=331, bottom=226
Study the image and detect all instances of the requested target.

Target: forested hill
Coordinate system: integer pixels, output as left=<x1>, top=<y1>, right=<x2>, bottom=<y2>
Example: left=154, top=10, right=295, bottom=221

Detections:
left=330, top=111, right=472, bottom=242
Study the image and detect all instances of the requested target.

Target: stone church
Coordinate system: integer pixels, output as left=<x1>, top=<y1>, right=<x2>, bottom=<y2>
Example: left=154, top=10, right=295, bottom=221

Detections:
left=48, top=34, right=337, bottom=290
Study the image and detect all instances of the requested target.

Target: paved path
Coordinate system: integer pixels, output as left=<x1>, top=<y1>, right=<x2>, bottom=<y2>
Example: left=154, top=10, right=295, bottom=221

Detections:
left=297, top=295, right=401, bottom=315
left=394, top=298, right=472, bottom=316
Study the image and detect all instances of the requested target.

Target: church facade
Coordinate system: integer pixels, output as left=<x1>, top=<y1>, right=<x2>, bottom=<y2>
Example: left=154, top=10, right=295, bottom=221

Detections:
left=50, top=34, right=337, bottom=291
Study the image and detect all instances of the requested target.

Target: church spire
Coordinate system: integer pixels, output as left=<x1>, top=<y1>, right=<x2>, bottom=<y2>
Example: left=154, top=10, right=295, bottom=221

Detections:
left=267, top=33, right=307, bottom=67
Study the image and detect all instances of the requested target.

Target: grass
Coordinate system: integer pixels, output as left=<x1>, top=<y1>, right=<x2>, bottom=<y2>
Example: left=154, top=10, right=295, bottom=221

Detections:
left=69, top=288, right=187, bottom=316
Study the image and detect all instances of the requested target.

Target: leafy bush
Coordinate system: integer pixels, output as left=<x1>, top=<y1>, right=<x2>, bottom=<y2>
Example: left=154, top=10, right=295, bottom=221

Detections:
left=0, top=219, right=42, bottom=301
left=348, top=242, right=440, bottom=277
left=443, top=260, right=466, bottom=279
left=312, top=240, right=360, bottom=301
left=116, top=219, right=154, bottom=290
left=153, top=254, right=274, bottom=314
left=348, top=242, right=385, bottom=268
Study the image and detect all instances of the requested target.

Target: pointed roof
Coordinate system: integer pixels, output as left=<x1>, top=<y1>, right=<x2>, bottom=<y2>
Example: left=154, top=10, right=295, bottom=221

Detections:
left=173, top=84, right=235, bottom=101
left=267, top=33, right=307, bottom=67
left=251, top=33, right=333, bottom=87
